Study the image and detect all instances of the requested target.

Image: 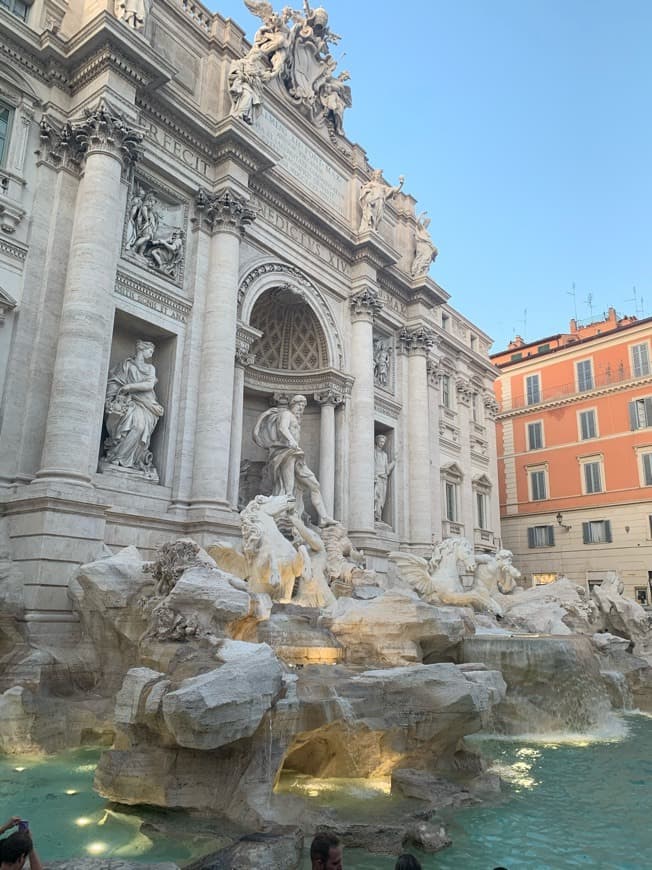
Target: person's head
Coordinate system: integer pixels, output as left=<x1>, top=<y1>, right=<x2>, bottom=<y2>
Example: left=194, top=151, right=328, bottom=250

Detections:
left=375, top=434, right=386, bottom=448
left=310, top=832, right=342, bottom=870
left=135, top=339, right=155, bottom=359
left=394, top=855, right=422, bottom=870
left=290, top=394, right=307, bottom=416
left=0, top=832, right=33, bottom=869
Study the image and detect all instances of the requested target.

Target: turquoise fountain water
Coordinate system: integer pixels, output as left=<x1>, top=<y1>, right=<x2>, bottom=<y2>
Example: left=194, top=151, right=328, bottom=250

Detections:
left=0, top=747, right=222, bottom=863
left=3, top=716, right=651, bottom=868
left=296, top=714, right=652, bottom=870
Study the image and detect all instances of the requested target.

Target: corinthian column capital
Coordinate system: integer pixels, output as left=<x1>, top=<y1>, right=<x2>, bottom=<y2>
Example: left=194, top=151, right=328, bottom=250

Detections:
left=399, top=325, right=436, bottom=354
left=195, top=187, right=257, bottom=235
left=350, top=287, right=383, bottom=321
left=74, top=100, right=143, bottom=168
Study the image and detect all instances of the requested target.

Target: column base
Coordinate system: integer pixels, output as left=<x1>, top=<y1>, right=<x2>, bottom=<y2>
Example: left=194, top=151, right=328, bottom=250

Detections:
left=2, top=482, right=110, bottom=624
left=34, top=467, right=94, bottom=487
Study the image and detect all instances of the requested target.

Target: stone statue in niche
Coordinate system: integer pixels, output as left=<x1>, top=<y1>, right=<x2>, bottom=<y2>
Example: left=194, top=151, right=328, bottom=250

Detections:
left=252, top=394, right=334, bottom=527
left=101, top=339, right=164, bottom=481
left=358, top=170, right=404, bottom=233
left=411, top=212, right=439, bottom=277
left=115, top=0, right=150, bottom=29
left=126, top=186, right=185, bottom=280
left=374, top=434, right=395, bottom=523
left=373, top=338, right=391, bottom=388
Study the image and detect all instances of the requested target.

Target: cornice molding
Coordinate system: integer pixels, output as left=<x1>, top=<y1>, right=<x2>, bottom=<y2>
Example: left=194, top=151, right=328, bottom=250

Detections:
left=497, top=374, right=652, bottom=419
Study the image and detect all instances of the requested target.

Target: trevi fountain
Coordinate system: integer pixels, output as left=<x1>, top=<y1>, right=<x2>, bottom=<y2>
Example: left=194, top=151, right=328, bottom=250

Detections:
left=1, top=0, right=651, bottom=869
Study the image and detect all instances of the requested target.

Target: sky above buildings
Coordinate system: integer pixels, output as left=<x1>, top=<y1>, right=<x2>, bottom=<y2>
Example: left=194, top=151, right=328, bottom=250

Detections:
left=208, top=0, right=652, bottom=351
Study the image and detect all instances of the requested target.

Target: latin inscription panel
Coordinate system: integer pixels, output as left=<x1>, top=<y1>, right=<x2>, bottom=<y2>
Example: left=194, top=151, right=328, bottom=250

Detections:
left=257, top=109, right=348, bottom=216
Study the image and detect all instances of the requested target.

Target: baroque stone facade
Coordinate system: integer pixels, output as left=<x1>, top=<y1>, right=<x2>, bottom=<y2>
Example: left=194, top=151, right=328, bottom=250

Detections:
left=0, top=0, right=499, bottom=634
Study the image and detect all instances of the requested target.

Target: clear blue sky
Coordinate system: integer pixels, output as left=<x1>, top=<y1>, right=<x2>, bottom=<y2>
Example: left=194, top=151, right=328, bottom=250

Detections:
left=208, top=0, right=652, bottom=351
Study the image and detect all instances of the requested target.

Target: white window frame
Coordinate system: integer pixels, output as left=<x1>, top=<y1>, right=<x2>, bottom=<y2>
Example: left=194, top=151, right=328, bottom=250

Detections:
left=441, top=463, right=463, bottom=523
left=524, top=372, right=541, bottom=406
left=635, top=446, right=652, bottom=487
left=528, top=525, right=555, bottom=548
left=630, top=396, right=652, bottom=430
left=527, top=464, right=548, bottom=501
left=526, top=419, right=544, bottom=451
left=582, top=520, right=612, bottom=545
left=577, top=407, right=598, bottom=441
left=576, top=358, right=594, bottom=392
left=579, top=454, right=604, bottom=495
left=630, top=341, right=651, bottom=378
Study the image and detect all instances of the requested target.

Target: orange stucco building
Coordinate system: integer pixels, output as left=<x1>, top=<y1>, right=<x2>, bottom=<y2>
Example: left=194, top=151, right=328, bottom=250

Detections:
left=493, top=308, right=652, bottom=601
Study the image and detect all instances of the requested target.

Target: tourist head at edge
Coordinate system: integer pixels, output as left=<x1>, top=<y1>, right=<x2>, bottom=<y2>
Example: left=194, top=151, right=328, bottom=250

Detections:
left=310, top=832, right=343, bottom=870
left=395, top=854, right=422, bottom=870
left=0, top=819, right=43, bottom=870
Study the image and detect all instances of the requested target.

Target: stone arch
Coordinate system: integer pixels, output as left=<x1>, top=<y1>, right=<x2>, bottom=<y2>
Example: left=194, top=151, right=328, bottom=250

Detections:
left=238, top=261, right=344, bottom=370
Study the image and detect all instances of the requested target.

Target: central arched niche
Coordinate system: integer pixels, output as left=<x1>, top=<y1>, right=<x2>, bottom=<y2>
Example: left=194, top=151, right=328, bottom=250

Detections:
left=249, top=286, right=329, bottom=372
left=241, top=286, right=330, bottom=513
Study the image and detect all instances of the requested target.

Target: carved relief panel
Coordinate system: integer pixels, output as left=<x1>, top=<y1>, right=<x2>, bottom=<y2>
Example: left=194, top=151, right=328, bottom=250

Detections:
left=122, top=176, right=188, bottom=287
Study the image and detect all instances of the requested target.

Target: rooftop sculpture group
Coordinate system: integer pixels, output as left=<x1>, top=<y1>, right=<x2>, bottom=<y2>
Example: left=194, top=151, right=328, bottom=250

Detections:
left=229, top=1, right=351, bottom=135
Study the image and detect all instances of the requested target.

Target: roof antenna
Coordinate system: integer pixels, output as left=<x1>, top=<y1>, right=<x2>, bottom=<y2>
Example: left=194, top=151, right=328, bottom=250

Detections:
left=585, top=292, right=594, bottom=321
left=567, top=282, right=578, bottom=322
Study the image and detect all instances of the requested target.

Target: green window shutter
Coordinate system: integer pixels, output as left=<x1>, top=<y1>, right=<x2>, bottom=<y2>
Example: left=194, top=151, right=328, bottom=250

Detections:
left=527, top=527, right=535, bottom=548
left=605, top=520, right=612, bottom=543
left=629, top=401, right=638, bottom=431
left=582, top=522, right=590, bottom=544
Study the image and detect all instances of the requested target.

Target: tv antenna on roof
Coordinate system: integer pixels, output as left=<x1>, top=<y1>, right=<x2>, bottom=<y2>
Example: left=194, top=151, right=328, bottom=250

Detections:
left=585, top=292, right=594, bottom=321
left=625, top=286, right=645, bottom=318
left=567, top=282, right=578, bottom=321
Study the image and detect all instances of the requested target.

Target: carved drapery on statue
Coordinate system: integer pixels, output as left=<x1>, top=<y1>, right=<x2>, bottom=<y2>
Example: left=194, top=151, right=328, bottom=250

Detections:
left=229, top=2, right=351, bottom=137
left=252, top=394, right=334, bottom=526
left=100, top=340, right=164, bottom=481
left=358, top=170, right=404, bottom=234
left=373, top=434, right=395, bottom=523
left=411, top=212, right=439, bottom=278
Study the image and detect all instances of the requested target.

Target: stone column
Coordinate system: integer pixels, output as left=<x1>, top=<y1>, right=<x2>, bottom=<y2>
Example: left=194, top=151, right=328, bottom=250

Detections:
left=427, top=357, right=443, bottom=541
left=36, top=103, right=142, bottom=485
left=402, top=326, right=435, bottom=548
left=189, top=189, right=255, bottom=512
left=483, top=391, right=502, bottom=542
left=456, top=375, right=475, bottom=536
left=316, top=389, right=343, bottom=517
left=348, top=288, right=382, bottom=534
left=227, top=325, right=261, bottom=508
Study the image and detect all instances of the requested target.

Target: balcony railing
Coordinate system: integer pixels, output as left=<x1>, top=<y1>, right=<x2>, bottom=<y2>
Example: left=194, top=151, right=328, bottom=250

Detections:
left=501, top=366, right=650, bottom=412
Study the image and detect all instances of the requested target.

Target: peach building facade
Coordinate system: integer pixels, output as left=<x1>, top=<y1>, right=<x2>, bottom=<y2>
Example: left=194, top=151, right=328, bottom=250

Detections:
left=493, top=308, right=652, bottom=602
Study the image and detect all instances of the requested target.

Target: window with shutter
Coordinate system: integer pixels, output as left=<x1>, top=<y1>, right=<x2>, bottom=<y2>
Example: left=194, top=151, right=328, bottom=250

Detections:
left=528, top=525, right=555, bottom=547
left=579, top=409, right=597, bottom=440
left=583, top=520, right=612, bottom=544
left=629, top=398, right=652, bottom=430
left=583, top=461, right=603, bottom=494
left=642, top=453, right=652, bottom=486
left=527, top=421, right=543, bottom=450
left=632, top=343, right=651, bottom=378
left=525, top=374, right=541, bottom=405
left=576, top=359, right=594, bottom=392
left=530, top=469, right=547, bottom=500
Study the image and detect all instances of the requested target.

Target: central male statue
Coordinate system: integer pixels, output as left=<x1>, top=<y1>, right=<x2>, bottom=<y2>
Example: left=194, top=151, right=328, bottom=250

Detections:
left=253, top=394, right=334, bottom=526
